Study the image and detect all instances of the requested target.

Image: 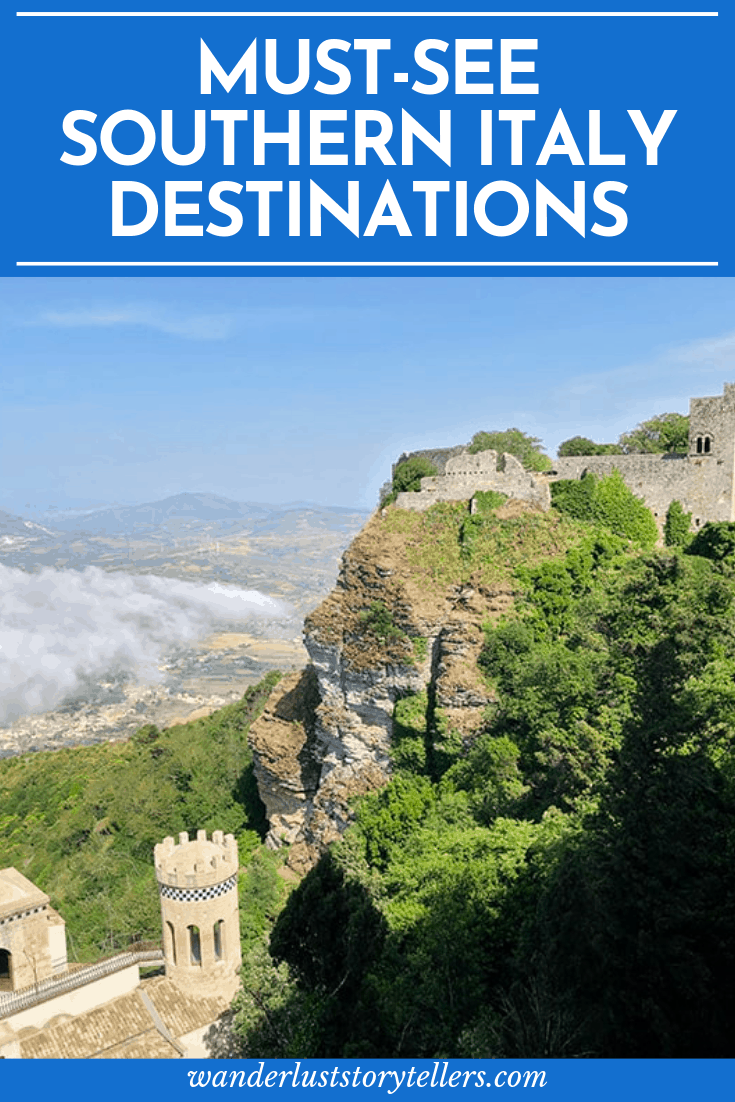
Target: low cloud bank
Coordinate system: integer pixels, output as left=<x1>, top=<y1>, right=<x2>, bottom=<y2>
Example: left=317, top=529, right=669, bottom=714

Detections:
left=0, top=564, right=288, bottom=724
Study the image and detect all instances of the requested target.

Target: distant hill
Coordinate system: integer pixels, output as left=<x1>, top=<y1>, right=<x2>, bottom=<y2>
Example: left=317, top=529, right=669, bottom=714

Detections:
left=42, top=493, right=367, bottom=537
left=47, top=493, right=272, bottom=534
left=0, top=510, right=57, bottom=541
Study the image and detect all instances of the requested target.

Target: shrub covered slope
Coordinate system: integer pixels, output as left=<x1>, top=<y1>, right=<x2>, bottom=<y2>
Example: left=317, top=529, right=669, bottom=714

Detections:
left=235, top=483, right=735, bottom=1059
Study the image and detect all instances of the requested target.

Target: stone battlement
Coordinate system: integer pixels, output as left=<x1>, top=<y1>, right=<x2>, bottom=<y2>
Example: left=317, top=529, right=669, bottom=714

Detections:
left=154, top=830, right=238, bottom=890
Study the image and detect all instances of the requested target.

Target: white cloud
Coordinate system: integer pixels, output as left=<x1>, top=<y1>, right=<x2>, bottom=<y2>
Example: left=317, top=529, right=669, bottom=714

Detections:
left=0, top=564, right=288, bottom=724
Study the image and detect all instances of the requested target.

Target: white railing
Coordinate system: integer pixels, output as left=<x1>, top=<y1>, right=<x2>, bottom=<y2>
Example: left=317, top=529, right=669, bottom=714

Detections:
left=0, top=945, right=164, bottom=1019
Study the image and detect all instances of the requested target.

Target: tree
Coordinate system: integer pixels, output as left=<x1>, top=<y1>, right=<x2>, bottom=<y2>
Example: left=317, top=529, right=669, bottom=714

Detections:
left=664, top=500, right=692, bottom=547
left=468, top=429, right=552, bottom=472
left=551, top=471, right=658, bottom=548
left=686, top=521, right=735, bottom=562
left=619, top=413, right=689, bottom=454
left=592, top=470, right=658, bottom=546
left=382, top=457, right=438, bottom=505
left=550, top=474, right=598, bottom=521
left=527, top=552, right=735, bottom=1056
left=558, top=436, right=622, bottom=457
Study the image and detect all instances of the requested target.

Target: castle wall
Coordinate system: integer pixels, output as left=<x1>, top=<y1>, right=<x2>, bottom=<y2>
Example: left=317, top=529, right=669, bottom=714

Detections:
left=553, top=451, right=734, bottom=529
left=552, top=454, right=693, bottom=525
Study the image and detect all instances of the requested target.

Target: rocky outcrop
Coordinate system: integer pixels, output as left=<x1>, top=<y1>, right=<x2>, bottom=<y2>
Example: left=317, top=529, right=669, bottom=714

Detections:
left=249, top=508, right=513, bottom=873
left=247, top=667, right=322, bottom=850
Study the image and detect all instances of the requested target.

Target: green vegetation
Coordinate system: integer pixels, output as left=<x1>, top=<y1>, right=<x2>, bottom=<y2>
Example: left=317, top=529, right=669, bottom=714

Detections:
left=664, top=499, right=693, bottom=547
left=686, top=520, right=735, bottom=563
left=0, top=673, right=279, bottom=961
left=619, top=411, right=690, bottom=454
left=234, top=523, right=735, bottom=1059
left=392, top=693, right=429, bottom=773
left=384, top=501, right=588, bottom=591
left=558, top=413, right=689, bottom=457
left=558, top=436, right=622, bottom=456
left=551, top=470, right=658, bottom=547
left=468, top=428, right=552, bottom=472
left=382, top=457, right=438, bottom=506
left=358, top=600, right=407, bottom=643
left=471, top=489, right=507, bottom=514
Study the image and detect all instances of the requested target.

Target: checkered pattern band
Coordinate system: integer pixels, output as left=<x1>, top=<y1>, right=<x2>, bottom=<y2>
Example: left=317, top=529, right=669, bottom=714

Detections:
left=158, top=874, right=237, bottom=902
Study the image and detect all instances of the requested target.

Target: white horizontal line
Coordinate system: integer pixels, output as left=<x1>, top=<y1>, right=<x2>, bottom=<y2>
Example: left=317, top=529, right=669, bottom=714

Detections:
left=16, top=260, right=719, bottom=267
left=14, top=11, right=721, bottom=18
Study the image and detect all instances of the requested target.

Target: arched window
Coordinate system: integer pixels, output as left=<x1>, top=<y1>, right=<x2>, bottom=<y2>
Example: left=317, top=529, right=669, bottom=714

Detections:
left=696, top=436, right=703, bottom=454
left=704, top=435, right=712, bottom=454
left=213, top=919, right=225, bottom=961
left=0, top=949, right=12, bottom=990
left=167, top=921, right=177, bottom=966
left=188, top=925, right=201, bottom=966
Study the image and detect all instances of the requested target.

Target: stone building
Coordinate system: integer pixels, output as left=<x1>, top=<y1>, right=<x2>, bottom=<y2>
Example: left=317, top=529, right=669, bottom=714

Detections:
left=394, top=383, right=735, bottom=532
left=155, top=830, right=241, bottom=1003
left=0, top=830, right=240, bottom=1058
left=0, top=869, right=68, bottom=993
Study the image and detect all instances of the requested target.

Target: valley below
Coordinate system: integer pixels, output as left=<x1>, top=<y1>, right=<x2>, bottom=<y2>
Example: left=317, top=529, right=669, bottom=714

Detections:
left=0, top=493, right=368, bottom=757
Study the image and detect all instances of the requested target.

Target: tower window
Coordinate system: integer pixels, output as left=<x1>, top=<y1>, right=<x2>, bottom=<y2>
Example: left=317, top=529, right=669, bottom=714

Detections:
left=0, top=949, right=11, bottom=991
left=696, top=437, right=703, bottom=454
left=704, top=436, right=711, bottom=454
left=167, top=921, right=177, bottom=966
left=213, top=919, right=224, bottom=961
left=188, top=925, right=201, bottom=966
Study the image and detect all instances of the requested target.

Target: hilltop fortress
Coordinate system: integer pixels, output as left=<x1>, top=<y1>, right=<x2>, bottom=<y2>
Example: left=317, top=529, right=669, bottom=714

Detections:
left=394, top=383, right=735, bottom=532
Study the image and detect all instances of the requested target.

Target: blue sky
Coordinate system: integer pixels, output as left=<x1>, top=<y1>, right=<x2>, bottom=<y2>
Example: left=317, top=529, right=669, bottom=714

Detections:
left=2, top=277, right=734, bottom=514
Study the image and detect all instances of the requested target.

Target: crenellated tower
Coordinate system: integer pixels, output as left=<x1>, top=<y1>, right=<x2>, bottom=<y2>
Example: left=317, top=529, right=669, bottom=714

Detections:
left=154, top=830, right=241, bottom=1001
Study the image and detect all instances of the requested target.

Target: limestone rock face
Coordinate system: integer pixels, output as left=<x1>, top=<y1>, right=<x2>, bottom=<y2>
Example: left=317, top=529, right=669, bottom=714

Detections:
left=248, top=510, right=512, bottom=872
left=248, top=668, right=322, bottom=847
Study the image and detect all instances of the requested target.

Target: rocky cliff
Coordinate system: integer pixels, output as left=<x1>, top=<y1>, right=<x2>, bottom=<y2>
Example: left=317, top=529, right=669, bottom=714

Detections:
left=248, top=502, right=530, bottom=873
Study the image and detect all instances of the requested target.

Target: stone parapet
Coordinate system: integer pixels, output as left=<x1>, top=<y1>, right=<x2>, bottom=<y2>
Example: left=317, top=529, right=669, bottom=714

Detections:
left=154, top=830, right=238, bottom=890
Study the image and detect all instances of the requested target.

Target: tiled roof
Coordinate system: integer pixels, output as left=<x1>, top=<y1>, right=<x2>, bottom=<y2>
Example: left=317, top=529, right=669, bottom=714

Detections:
left=0, top=868, right=49, bottom=921
left=17, top=976, right=230, bottom=1059
left=145, top=975, right=230, bottom=1040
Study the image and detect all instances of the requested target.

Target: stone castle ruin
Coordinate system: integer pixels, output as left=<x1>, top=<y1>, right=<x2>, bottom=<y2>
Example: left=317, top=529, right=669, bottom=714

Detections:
left=394, top=383, right=735, bottom=532
left=395, top=449, right=552, bottom=513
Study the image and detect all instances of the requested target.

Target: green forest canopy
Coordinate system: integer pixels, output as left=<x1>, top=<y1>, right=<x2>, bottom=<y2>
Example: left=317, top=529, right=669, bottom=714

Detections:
left=234, top=502, right=735, bottom=1060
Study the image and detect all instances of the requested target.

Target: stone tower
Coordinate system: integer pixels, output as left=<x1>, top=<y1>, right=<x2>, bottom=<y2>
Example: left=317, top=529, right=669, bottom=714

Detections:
left=686, top=383, right=735, bottom=523
left=154, top=830, right=241, bottom=1002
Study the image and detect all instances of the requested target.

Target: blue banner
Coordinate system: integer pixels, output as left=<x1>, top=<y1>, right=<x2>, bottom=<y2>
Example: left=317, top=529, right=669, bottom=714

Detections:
left=2, top=3, right=729, bottom=275
left=0, top=1058, right=734, bottom=1095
